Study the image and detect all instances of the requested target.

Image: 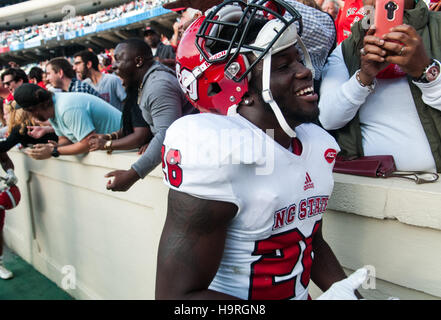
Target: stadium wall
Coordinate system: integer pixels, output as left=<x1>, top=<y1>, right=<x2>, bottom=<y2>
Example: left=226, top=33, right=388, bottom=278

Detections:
left=3, top=149, right=441, bottom=300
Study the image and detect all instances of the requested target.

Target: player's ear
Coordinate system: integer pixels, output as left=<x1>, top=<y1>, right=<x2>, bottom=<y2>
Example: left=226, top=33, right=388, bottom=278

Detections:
left=239, top=94, right=254, bottom=106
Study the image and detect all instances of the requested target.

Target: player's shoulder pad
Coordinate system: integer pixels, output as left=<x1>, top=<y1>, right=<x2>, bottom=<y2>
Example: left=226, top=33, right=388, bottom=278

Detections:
left=164, top=113, right=267, bottom=168
left=299, top=123, right=340, bottom=152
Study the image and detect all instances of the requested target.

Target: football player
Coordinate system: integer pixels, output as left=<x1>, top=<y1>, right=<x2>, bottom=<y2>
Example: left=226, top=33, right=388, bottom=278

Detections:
left=156, top=0, right=366, bottom=299
left=0, top=152, right=20, bottom=280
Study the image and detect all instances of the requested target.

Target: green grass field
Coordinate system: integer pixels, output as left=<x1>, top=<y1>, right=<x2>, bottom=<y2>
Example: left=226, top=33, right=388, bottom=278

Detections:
left=0, top=247, right=73, bottom=300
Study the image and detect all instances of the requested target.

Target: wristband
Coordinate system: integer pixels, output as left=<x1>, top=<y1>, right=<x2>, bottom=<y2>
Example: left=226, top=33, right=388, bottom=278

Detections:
left=51, top=146, right=60, bottom=157
left=104, top=140, right=113, bottom=154
left=356, top=70, right=376, bottom=93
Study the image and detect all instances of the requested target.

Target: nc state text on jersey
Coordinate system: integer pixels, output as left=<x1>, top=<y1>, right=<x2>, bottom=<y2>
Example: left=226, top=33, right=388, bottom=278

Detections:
left=272, top=196, right=329, bottom=230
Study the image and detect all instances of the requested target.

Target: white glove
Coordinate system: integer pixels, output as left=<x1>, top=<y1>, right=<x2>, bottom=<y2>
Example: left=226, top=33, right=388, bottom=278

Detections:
left=316, top=268, right=368, bottom=300
left=5, top=169, right=18, bottom=186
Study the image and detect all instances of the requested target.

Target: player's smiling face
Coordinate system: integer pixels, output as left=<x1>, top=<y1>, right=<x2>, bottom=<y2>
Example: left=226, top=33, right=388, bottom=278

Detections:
left=267, top=45, right=319, bottom=126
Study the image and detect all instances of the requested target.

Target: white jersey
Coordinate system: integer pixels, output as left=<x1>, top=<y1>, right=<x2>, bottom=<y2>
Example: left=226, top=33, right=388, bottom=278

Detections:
left=162, top=113, right=340, bottom=300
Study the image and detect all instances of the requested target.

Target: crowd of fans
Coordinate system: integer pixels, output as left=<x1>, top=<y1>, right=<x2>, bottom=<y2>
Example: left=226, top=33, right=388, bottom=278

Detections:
left=0, top=0, right=167, bottom=47
left=0, top=0, right=439, bottom=300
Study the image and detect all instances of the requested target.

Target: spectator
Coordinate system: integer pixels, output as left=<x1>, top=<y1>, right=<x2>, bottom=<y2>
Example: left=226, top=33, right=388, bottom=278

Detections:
left=143, top=27, right=176, bottom=69
left=322, top=0, right=340, bottom=20
left=319, top=0, right=441, bottom=172
left=156, top=1, right=365, bottom=300
left=0, top=103, right=8, bottom=139
left=297, top=0, right=323, bottom=10
left=7, top=62, right=18, bottom=69
left=99, top=53, right=114, bottom=74
left=46, top=57, right=100, bottom=96
left=0, top=101, right=58, bottom=153
left=170, top=8, right=202, bottom=48
left=429, top=0, right=441, bottom=11
left=335, top=0, right=366, bottom=44
left=13, top=84, right=121, bottom=159
left=0, top=76, right=10, bottom=103
left=284, top=0, right=337, bottom=89
left=0, top=152, right=19, bottom=280
left=28, top=67, right=47, bottom=89
left=105, top=38, right=197, bottom=192
left=88, top=86, right=151, bottom=153
left=1, top=68, right=28, bottom=103
left=73, top=50, right=126, bottom=111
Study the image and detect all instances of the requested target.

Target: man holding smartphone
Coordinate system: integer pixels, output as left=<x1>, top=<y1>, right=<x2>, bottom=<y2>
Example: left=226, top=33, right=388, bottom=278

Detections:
left=319, top=0, right=441, bottom=172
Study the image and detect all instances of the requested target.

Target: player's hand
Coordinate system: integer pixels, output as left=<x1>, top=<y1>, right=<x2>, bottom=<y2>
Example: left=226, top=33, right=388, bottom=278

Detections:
left=88, top=134, right=106, bottom=151
left=24, top=143, right=53, bottom=160
left=138, top=143, right=149, bottom=155
left=27, top=126, right=52, bottom=139
left=359, top=27, right=390, bottom=84
left=163, top=0, right=221, bottom=12
left=5, top=169, right=17, bottom=186
left=382, top=24, right=431, bottom=78
left=105, top=168, right=140, bottom=192
left=316, top=268, right=368, bottom=300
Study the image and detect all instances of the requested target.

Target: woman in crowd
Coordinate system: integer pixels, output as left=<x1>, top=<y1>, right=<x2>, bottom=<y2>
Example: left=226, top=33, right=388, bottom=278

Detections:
left=0, top=102, right=58, bottom=153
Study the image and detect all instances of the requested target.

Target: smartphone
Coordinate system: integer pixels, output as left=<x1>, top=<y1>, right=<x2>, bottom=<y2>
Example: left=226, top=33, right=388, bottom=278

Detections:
left=374, top=0, right=404, bottom=39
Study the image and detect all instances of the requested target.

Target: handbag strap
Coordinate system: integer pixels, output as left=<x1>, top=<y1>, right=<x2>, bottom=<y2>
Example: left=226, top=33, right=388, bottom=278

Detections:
left=390, top=171, right=440, bottom=184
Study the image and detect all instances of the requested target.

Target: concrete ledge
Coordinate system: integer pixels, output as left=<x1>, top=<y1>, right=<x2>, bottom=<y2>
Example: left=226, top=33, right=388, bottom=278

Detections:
left=4, top=149, right=168, bottom=300
left=330, top=173, right=441, bottom=230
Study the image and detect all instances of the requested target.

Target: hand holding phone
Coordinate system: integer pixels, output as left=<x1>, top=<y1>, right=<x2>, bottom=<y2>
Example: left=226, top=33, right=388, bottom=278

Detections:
left=374, top=0, right=404, bottom=39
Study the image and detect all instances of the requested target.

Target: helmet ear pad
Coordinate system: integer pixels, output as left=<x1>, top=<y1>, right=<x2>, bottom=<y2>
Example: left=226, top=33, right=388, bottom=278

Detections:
left=205, top=5, right=244, bottom=48
left=200, top=53, right=249, bottom=114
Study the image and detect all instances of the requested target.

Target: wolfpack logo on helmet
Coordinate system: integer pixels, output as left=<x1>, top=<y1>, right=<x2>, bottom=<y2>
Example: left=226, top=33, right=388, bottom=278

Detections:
left=176, top=63, right=198, bottom=102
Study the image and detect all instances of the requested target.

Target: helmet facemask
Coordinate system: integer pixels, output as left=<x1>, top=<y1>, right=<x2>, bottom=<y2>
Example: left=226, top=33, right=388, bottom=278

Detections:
left=180, top=0, right=314, bottom=138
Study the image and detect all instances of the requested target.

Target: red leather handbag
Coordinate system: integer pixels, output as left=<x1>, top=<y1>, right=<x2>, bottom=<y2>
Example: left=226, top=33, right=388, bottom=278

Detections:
left=333, top=155, right=439, bottom=184
left=333, top=155, right=396, bottom=178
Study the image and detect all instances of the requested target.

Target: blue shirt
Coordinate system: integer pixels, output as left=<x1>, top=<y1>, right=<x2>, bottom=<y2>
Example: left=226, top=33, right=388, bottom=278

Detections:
left=49, top=92, right=122, bottom=143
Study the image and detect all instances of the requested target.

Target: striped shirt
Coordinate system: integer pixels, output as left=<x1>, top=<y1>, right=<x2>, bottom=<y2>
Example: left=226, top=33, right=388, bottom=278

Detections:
left=68, top=78, right=100, bottom=97
left=284, top=0, right=336, bottom=80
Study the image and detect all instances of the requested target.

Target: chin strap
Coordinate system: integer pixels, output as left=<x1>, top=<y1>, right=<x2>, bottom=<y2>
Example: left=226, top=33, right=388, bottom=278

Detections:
left=259, top=35, right=314, bottom=139
left=261, top=48, right=297, bottom=138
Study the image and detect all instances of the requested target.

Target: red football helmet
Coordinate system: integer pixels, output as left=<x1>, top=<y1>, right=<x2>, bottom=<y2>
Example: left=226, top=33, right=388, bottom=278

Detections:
left=176, top=14, right=249, bottom=114
left=175, top=0, right=304, bottom=115
left=0, top=185, right=21, bottom=211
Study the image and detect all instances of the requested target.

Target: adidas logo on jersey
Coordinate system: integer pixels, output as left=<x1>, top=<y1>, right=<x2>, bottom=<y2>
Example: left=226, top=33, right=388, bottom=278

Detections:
left=304, top=172, right=314, bottom=191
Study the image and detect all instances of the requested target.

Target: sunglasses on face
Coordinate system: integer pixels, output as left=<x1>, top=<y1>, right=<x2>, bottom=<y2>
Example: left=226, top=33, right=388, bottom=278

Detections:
left=3, top=80, right=16, bottom=87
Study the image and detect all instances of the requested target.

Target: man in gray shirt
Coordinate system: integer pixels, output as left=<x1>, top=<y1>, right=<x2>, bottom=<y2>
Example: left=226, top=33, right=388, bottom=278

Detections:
left=105, top=38, right=197, bottom=192
left=73, top=50, right=127, bottom=111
